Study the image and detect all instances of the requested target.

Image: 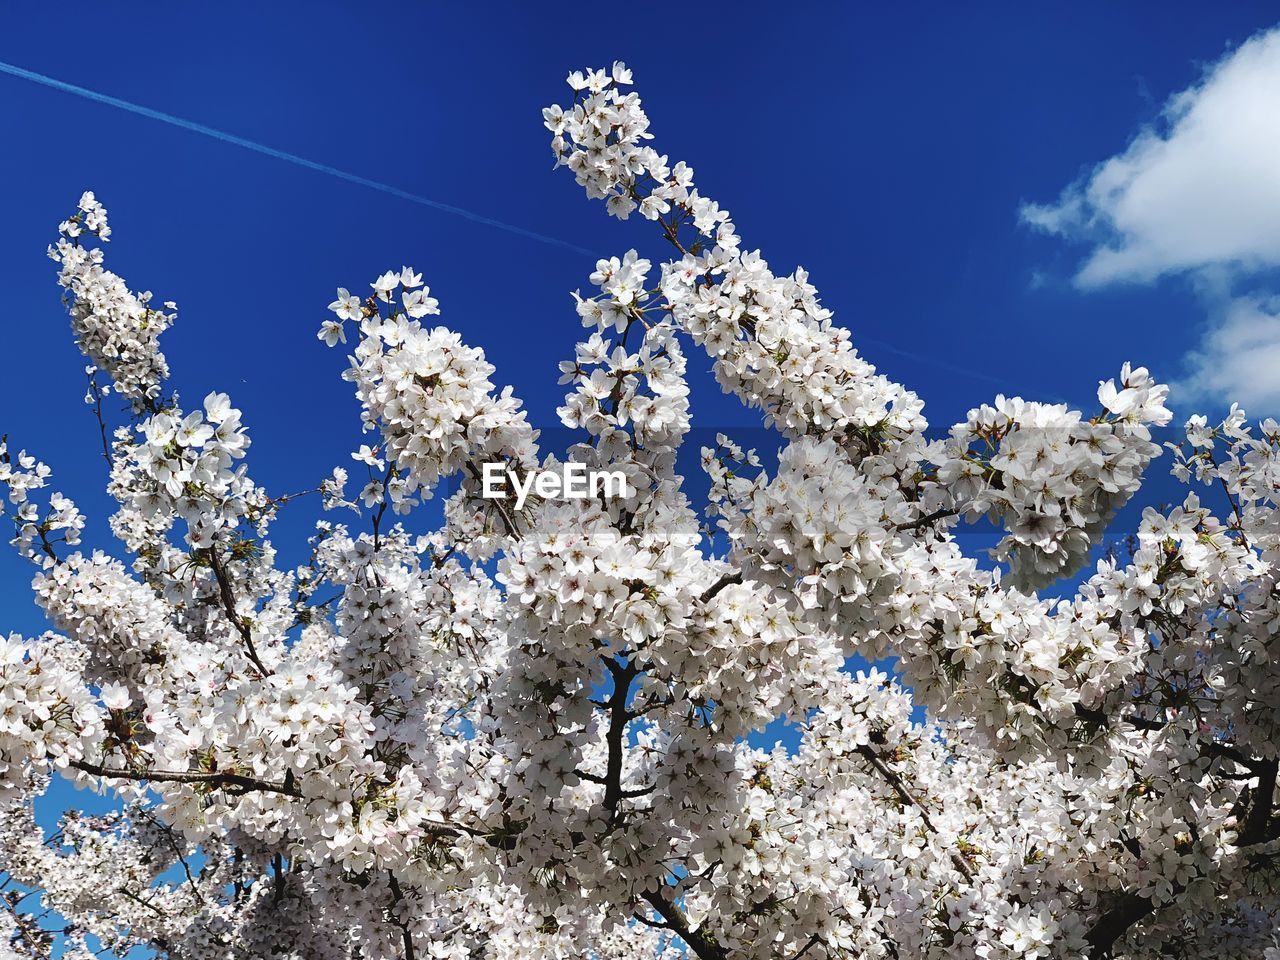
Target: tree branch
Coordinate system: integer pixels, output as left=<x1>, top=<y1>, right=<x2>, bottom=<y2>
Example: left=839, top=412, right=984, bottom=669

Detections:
left=603, top=658, right=639, bottom=815
left=387, top=874, right=417, bottom=960
left=1240, top=758, right=1278, bottom=846
left=1074, top=704, right=1262, bottom=770
left=1083, top=758, right=1277, bottom=957
left=1086, top=890, right=1162, bottom=959
left=464, top=460, right=520, bottom=538
left=894, top=508, right=958, bottom=532
left=642, top=889, right=726, bottom=960
left=205, top=546, right=270, bottom=676
left=70, top=759, right=475, bottom=839
left=699, top=572, right=741, bottom=604
left=70, top=758, right=298, bottom=796
left=855, top=744, right=975, bottom=881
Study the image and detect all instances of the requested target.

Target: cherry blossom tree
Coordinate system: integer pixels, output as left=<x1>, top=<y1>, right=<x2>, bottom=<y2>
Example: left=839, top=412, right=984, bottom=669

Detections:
left=1, top=64, right=1277, bottom=960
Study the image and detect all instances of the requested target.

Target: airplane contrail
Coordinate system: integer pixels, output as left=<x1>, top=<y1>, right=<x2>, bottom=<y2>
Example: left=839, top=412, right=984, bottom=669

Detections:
left=1, top=59, right=1062, bottom=401
left=0, top=59, right=595, bottom=257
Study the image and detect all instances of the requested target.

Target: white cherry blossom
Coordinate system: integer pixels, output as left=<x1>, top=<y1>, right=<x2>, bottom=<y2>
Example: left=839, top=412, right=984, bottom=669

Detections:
left=0, top=65, right=1273, bottom=960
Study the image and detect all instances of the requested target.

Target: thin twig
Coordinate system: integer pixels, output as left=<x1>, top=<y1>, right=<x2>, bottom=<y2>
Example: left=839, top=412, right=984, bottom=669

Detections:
left=894, top=508, right=958, bottom=532
left=205, top=546, right=270, bottom=676
left=856, top=744, right=975, bottom=881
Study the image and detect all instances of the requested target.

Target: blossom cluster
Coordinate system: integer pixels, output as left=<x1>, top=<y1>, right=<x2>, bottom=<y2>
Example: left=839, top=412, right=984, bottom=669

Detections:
left=49, top=191, right=176, bottom=408
left=0, top=64, right=1274, bottom=960
left=930, top=364, right=1173, bottom=589
left=544, top=67, right=928, bottom=465
left=0, top=441, right=84, bottom=565
left=322, top=268, right=538, bottom=513
left=125, top=391, right=256, bottom=548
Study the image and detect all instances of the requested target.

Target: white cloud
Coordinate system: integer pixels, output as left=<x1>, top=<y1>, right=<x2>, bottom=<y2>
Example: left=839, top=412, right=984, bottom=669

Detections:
left=1178, top=294, right=1280, bottom=409
left=1023, top=26, right=1280, bottom=411
left=1024, top=27, right=1280, bottom=288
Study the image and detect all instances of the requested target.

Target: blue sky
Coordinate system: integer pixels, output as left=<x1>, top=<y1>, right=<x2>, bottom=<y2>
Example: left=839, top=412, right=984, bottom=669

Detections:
left=3, top=2, right=1279, bottom=635
left=3, top=6, right=1280, bottom=950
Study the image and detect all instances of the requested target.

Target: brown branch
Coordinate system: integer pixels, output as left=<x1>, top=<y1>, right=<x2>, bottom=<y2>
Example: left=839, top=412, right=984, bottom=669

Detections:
left=632, top=911, right=673, bottom=931
left=856, top=744, right=975, bottom=881
left=370, top=466, right=393, bottom=553
left=205, top=546, right=270, bottom=676
left=1074, top=705, right=1262, bottom=770
left=603, top=658, right=639, bottom=815
left=1240, top=758, right=1278, bottom=846
left=70, top=759, right=475, bottom=839
left=71, top=758, right=298, bottom=796
left=272, top=853, right=286, bottom=905
left=86, top=372, right=113, bottom=467
left=137, top=807, right=206, bottom=906
left=34, top=527, right=61, bottom=564
left=894, top=508, right=958, bottom=532
left=387, top=874, right=417, bottom=960
left=464, top=461, right=520, bottom=538
left=1084, top=758, right=1277, bottom=957
left=117, top=886, right=169, bottom=918
left=642, top=889, right=726, bottom=960
left=1086, top=890, right=1163, bottom=959
left=699, top=572, right=741, bottom=604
